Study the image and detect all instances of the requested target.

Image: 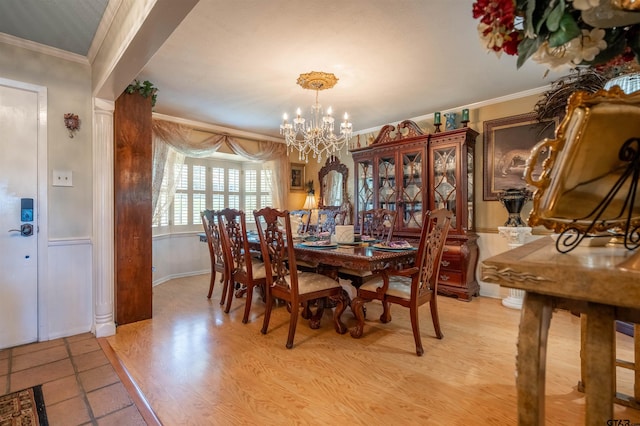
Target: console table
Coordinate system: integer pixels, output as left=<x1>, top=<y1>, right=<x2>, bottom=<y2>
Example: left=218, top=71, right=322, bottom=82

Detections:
left=482, top=236, right=640, bottom=425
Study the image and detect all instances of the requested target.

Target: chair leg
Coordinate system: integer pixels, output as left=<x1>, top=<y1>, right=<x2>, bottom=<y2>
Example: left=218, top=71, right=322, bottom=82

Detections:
left=429, top=296, right=443, bottom=339
left=224, top=279, right=235, bottom=313
left=380, top=301, right=392, bottom=323
left=242, top=284, right=254, bottom=324
left=261, top=295, right=274, bottom=335
left=207, top=269, right=216, bottom=299
left=219, top=271, right=228, bottom=306
left=286, top=306, right=300, bottom=349
left=409, top=304, right=424, bottom=356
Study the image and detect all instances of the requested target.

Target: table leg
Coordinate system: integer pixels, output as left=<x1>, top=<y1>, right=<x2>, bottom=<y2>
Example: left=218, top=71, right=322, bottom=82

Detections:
left=517, top=292, right=552, bottom=426
left=584, top=303, right=614, bottom=424
left=330, top=291, right=348, bottom=335
left=350, top=297, right=366, bottom=338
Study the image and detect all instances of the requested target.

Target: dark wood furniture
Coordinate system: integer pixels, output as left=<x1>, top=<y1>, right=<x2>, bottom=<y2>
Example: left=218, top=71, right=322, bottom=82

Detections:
left=338, top=208, right=398, bottom=287
left=351, top=209, right=452, bottom=356
left=114, top=90, right=153, bottom=325
left=428, top=128, right=479, bottom=300
left=201, top=210, right=228, bottom=304
left=350, top=121, right=479, bottom=300
left=358, top=208, right=397, bottom=244
left=218, top=208, right=268, bottom=324
left=253, top=207, right=348, bottom=349
left=482, top=237, right=640, bottom=424
left=245, top=235, right=417, bottom=282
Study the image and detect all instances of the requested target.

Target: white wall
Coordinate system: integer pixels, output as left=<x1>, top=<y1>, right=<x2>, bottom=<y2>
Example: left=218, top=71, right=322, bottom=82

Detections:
left=152, top=232, right=209, bottom=286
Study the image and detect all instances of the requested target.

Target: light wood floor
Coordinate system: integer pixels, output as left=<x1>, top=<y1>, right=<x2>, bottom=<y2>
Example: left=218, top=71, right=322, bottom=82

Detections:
left=106, top=274, right=640, bottom=425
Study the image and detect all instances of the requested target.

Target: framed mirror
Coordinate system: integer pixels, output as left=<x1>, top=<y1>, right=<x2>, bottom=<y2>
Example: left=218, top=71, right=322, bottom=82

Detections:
left=319, top=156, right=348, bottom=208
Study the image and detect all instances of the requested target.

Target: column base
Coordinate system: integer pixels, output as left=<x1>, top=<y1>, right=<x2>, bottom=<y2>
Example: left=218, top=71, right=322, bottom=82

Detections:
left=502, top=289, right=525, bottom=310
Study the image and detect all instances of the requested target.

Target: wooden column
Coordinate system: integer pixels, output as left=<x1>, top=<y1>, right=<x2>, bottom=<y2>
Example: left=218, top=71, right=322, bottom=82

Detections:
left=114, top=91, right=152, bottom=325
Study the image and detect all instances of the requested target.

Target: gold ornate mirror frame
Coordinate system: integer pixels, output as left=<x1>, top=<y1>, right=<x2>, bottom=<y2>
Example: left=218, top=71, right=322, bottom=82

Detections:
left=525, top=87, right=640, bottom=251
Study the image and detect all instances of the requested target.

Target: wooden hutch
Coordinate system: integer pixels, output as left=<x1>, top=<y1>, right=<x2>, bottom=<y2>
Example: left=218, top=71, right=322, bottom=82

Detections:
left=350, top=120, right=479, bottom=300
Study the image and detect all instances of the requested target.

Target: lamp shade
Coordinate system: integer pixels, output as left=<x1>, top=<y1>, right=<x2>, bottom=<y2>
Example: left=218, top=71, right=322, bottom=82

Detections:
left=302, top=193, right=317, bottom=209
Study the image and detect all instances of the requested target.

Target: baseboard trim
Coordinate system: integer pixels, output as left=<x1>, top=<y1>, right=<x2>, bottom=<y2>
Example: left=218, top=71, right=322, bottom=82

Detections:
left=153, top=270, right=208, bottom=287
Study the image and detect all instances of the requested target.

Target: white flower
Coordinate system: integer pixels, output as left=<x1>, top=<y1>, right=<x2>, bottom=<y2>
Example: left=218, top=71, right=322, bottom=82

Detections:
left=570, top=0, right=601, bottom=10
left=532, top=28, right=607, bottom=70
left=531, top=41, right=577, bottom=71
left=572, top=28, right=607, bottom=63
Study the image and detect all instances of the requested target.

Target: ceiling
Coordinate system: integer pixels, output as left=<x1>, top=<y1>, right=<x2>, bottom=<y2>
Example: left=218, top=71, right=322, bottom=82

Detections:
left=0, top=0, right=565, bottom=140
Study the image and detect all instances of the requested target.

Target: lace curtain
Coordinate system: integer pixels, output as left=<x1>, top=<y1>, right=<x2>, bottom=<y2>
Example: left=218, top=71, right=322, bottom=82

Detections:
left=152, top=119, right=288, bottom=223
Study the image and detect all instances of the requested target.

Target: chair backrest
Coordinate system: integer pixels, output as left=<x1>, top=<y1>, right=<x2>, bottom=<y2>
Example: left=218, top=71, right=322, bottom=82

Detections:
left=218, top=208, right=255, bottom=281
left=316, top=208, right=341, bottom=235
left=253, top=207, right=300, bottom=299
left=359, top=208, right=397, bottom=243
left=201, top=209, right=224, bottom=269
left=289, top=209, right=311, bottom=235
left=414, top=209, right=452, bottom=294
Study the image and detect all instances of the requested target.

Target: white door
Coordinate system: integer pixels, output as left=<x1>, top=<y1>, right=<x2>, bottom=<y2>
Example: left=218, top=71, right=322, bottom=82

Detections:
left=0, top=83, right=39, bottom=349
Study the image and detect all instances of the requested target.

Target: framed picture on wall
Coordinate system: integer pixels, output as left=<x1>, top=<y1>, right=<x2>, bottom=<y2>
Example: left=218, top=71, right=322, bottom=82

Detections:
left=290, top=163, right=305, bottom=191
left=483, top=112, right=558, bottom=201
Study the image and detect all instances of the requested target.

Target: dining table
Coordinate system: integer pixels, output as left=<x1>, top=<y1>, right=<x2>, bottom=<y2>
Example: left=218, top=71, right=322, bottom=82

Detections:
left=200, top=232, right=418, bottom=333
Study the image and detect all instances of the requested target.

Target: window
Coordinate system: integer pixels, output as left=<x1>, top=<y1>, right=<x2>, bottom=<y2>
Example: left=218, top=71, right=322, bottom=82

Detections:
left=153, top=157, right=271, bottom=232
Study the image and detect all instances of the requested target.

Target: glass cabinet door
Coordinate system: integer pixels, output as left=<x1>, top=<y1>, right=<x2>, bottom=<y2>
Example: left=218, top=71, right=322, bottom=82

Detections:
left=377, top=154, right=397, bottom=213
left=356, top=159, right=374, bottom=214
left=399, top=150, right=423, bottom=230
left=432, top=145, right=458, bottom=230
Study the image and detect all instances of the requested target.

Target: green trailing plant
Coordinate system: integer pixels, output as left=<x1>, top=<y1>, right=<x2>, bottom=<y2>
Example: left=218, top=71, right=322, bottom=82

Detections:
left=125, top=80, right=158, bottom=107
left=305, top=180, right=314, bottom=194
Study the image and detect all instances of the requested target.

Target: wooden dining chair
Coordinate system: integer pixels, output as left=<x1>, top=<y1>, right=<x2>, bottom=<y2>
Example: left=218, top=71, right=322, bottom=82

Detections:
left=218, top=208, right=268, bottom=324
left=338, top=208, right=398, bottom=287
left=351, top=209, right=452, bottom=356
left=289, top=209, right=311, bottom=235
left=201, top=209, right=229, bottom=304
left=359, top=208, right=397, bottom=244
left=316, top=207, right=341, bottom=235
left=253, top=207, right=347, bottom=349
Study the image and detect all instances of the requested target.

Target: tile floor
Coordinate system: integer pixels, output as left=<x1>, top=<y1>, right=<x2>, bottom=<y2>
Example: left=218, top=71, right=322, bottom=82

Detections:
left=0, top=333, right=148, bottom=425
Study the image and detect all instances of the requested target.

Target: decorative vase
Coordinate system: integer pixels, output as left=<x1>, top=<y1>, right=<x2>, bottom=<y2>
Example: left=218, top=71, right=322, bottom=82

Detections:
left=498, top=188, right=532, bottom=227
left=444, top=113, right=457, bottom=131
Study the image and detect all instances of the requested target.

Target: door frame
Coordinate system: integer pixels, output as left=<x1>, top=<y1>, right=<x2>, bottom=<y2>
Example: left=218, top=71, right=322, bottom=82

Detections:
left=0, top=77, right=49, bottom=341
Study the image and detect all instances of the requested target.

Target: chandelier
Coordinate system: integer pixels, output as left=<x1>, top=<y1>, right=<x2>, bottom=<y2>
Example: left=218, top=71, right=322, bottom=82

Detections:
left=280, top=71, right=353, bottom=163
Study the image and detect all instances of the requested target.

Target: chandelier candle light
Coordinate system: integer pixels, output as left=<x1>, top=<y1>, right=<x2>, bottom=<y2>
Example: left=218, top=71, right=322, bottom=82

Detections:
left=280, top=71, right=353, bottom=163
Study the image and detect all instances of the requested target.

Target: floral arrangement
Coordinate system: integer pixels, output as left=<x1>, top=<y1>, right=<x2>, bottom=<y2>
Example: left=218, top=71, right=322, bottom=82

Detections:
left=472, top=0, right=640, bottom=71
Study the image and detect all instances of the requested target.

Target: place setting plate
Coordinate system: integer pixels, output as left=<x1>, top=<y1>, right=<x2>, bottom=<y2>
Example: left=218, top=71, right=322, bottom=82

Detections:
left=371, top=241, right=416, bottom=252
left=298, top=241, right=338, bottom=249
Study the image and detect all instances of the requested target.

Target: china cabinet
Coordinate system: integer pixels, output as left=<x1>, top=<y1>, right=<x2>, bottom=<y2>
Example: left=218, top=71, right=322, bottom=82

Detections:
left=350, top=121, right=479, bottom=300
left=428, top=128, right=479, bottom=300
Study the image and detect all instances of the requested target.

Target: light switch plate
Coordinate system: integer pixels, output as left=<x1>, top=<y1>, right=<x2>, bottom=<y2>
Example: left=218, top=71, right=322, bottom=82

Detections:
left=53, top=170, right=73, bottom=187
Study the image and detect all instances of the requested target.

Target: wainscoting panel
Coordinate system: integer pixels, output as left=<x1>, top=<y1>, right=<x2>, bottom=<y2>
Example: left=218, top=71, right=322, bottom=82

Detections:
left=152, top=232, right=209, bottom=286
left=47, top=238, right=93, bottom=339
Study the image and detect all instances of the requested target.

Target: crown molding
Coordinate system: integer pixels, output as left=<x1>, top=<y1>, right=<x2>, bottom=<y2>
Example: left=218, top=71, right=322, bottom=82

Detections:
left=0, top=32, right=88, bottom=65
left=355, top=85, right=551, bottom=136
